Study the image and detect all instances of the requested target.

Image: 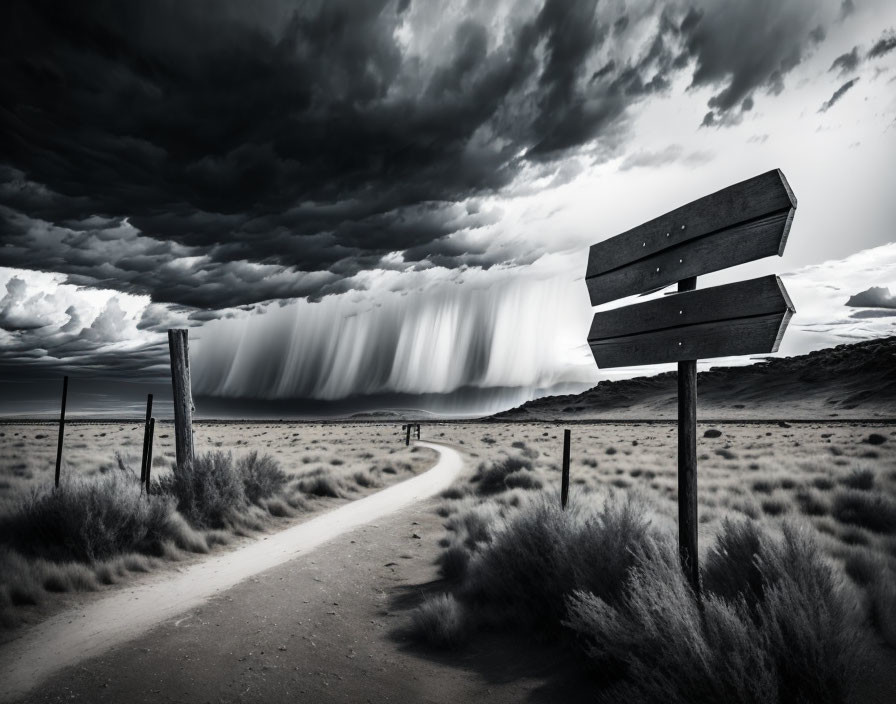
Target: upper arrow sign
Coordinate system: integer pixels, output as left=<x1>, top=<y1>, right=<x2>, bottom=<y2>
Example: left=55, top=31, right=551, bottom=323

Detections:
left=586, top=169, right=796, bottom=306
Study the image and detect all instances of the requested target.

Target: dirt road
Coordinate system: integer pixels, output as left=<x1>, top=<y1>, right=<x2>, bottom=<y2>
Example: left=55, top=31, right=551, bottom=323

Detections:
left=0, top=441, right=481, bottom=703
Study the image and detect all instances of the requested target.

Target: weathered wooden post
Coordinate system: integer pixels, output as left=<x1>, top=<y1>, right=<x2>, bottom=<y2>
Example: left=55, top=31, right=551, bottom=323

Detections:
left=145, top=417, right=155, bottom=494
left=139, top=393, right=153, bottom=484
left=405, top=424, right=411, bottom=446
left=584, top=169, right=797, bottom=594
left=677, top=277, right=698, bottom=591
left=54, top=375, right=68, bottom=488
left=168, top=329, right=194, bottom=469
left=561, top=428, right=571, bottom=510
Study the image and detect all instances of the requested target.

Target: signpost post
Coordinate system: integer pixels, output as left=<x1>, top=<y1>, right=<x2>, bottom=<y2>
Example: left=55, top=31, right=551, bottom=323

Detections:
left=584, top=169, right=797, bottom=594
left=561, top=429, right=571, bottom=510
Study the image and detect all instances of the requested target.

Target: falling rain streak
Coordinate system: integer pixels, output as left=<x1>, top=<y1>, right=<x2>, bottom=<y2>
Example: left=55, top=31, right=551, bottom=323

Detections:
left=191, top=275, right=595, bottom=404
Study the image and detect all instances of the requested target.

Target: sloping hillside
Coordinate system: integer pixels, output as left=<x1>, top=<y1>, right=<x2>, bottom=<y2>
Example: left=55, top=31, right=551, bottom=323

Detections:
left=491, top=336, right=896, bottom=421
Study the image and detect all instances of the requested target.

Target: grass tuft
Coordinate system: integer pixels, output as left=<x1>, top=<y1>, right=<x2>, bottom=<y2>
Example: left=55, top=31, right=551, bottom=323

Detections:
left=840, top=468, right=874, bottom=491
left=239, top=452, right=288, bottom=504
left=298, top=474, right=344, bottom=498
left=831, top=489, right=896, bottom=534
left=437, top=543, right=471, bottom=581
left=473, top=455, right=535, bottom=496
left=409, top=593, right=468, bottom=648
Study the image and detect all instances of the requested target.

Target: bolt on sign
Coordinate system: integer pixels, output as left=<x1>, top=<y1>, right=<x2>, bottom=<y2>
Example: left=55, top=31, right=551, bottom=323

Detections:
left=584, top=169, right=797, bottom=594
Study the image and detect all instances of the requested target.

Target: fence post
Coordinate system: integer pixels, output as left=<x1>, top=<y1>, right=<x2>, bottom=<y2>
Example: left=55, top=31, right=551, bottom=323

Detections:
left=145, top=417, right=155, bottom=494
left=561, top=429, right=571, bottom=509
left=54, top=375, right=68, bottom=488
left=168, top=329, right=194, bottom=469
left=416, top=424, right=420, bottom=439
left=677, top=277, right=700, bottom=596
left=140, top=393, right=153, bottom=483
left=405, top=424, right=411, bottom=446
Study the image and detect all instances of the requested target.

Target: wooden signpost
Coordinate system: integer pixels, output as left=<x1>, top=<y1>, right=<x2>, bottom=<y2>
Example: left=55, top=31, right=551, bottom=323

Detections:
left=585, top=169, right=797, bottom=594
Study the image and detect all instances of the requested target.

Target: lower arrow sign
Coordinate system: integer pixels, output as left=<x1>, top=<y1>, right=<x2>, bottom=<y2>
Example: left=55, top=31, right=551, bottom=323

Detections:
left=588, top=275, right=794, bottom=368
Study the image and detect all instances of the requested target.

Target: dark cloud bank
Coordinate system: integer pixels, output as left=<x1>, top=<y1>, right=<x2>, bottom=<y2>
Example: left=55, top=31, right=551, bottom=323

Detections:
left=1, top=1, right=844, bottom=309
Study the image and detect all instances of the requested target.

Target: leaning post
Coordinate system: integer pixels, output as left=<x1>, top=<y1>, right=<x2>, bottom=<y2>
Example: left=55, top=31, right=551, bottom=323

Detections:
left=140, top=393, right=153, bottom=483
left=561, top=428, right=571, bottom=510
left=54, top=375, right=68, bottom=488
left=167, top=329, right=194, bottom=469
left=145, top=417, right=155, bottom=494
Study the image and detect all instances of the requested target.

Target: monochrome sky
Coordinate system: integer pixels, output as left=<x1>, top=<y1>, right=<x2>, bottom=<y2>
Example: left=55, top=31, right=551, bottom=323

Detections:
left=1, top=0, right=895, bottom=415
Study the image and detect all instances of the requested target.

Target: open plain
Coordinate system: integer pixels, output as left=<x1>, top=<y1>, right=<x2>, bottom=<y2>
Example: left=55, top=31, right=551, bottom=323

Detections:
left=1, top=419, right=894, bottom=702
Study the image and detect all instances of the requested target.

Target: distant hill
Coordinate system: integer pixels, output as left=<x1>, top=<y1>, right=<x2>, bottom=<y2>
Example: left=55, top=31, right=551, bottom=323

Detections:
left=490, top=336, right=896, bottom=421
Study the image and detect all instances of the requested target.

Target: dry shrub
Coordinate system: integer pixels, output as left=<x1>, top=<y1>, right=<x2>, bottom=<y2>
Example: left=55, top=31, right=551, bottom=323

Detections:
left=261, top=497, right=292, bottom=517
left=423, top=488, right=866, bottom=701
left=795, top=489, right=829, bottom=516
left=298, top=473, right=345, bottom=498
left=831, top=489, right=896, bottom=534
left=444, top=501, right=499, bottom=547
left=840, top=469, right=875, bottom=491
left=409, top=593, right=468, bottom=648
left=1, top=472, right=185, bottom=561
left=352, top=470, right=380, bottom=488
left=866, top=571, right=896, bottom=647
left=239, top=452, right=288, bottom=503
left=566, top=520, right=865, bottom=703
left=503, top=471, right=542, bottom=491
left=437, top=543, right=471, bottom=581
left=157, top=452, right=246, bottom=529
left=158, top=451, right=288, bottom=529
left=761, top=498, right=790, bottom=517
left=460, top=493, right=654, bottom=633
left=439, top=486, right=468, bottom=500
left=472, top=455, right=535, bottom=495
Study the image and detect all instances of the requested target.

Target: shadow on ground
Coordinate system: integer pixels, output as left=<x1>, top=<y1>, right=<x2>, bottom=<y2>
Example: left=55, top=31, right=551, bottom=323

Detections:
left=387, top=578, right=603, bottom=704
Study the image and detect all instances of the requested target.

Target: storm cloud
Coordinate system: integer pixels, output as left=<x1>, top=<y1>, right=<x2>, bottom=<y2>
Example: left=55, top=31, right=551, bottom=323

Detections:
left=0, top=0, right=847, bottom=315
left=2, top=0, right=893, bottom=403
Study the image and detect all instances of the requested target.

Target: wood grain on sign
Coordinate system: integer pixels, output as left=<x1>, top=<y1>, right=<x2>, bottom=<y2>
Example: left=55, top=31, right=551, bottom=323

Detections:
left=588, top=276, right=793, bottom=368
left=586, top=170, right=796, bottom=306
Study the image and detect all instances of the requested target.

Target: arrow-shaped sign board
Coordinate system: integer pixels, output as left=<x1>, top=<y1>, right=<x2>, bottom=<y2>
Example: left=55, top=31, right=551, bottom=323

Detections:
left=586, top=169, right=796, bottom=306
left=584, top=169, right=798, bottom=595
left=588, top=275, right=794, bottom=368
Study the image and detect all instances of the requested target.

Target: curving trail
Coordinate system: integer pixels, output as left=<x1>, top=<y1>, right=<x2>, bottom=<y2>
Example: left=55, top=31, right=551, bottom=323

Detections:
left=0, top=441, right=463, bottom=703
